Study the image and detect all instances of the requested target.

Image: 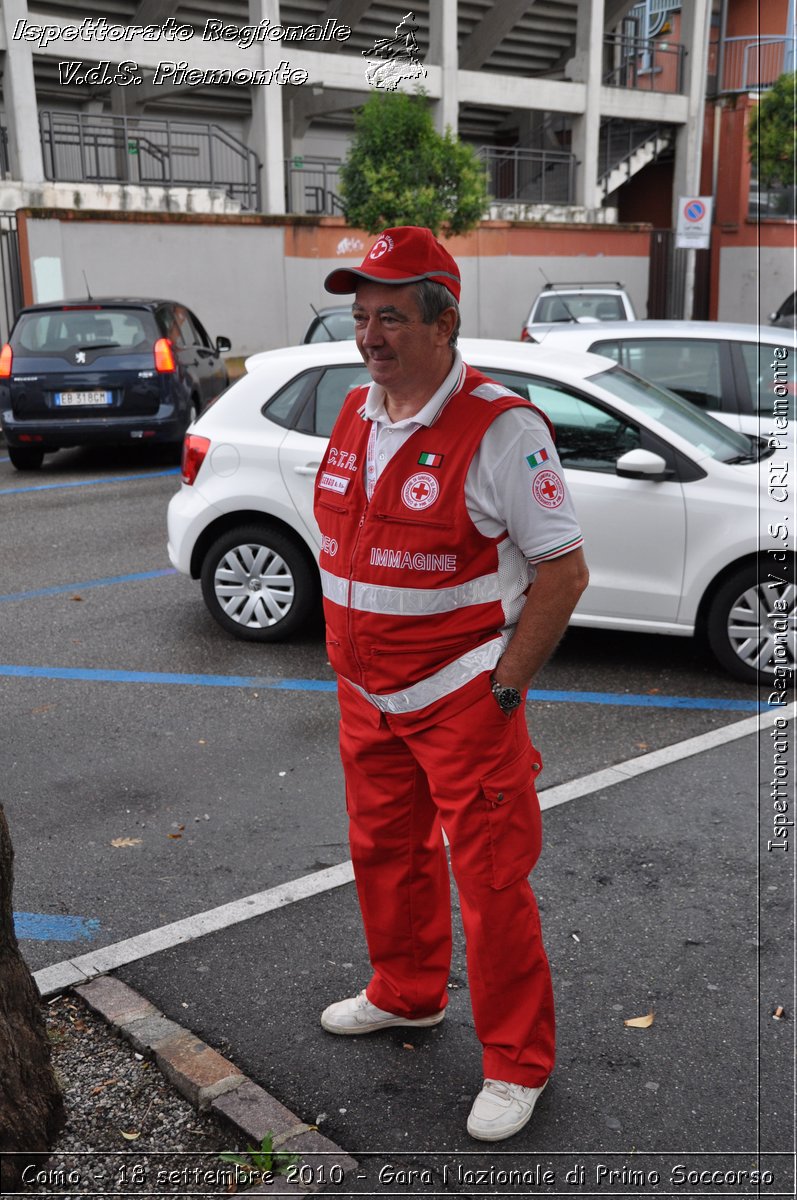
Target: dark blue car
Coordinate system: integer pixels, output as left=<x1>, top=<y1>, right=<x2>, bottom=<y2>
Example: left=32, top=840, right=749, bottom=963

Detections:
left=0, top=297, right=231, bottom=470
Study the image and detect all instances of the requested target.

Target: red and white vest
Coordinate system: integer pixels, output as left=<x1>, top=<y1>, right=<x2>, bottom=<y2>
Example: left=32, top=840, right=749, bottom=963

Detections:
left=313, top=364, right=552, bottom=713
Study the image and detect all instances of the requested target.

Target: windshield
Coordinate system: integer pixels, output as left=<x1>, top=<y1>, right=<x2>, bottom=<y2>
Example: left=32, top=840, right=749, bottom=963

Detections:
left=534, top=294, right=625, bottom=322
left=592, top=366, right=752, bottom=460
left=13, top=308, right=152, bottom=354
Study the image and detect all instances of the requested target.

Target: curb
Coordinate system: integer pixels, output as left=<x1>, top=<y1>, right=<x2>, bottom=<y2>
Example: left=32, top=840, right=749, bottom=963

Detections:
left=73, top=976, right=358, bottom=1193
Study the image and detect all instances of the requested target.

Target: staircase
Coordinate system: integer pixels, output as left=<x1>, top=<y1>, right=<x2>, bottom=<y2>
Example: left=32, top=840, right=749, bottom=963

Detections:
left=598, top=119, right=674, bottom=201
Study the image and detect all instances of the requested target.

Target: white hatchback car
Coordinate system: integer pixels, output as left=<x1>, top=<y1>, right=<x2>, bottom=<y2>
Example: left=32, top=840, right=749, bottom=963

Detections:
left=520, top=320, right=796, bottom=439
left=167, top=339, right=793, bottom=684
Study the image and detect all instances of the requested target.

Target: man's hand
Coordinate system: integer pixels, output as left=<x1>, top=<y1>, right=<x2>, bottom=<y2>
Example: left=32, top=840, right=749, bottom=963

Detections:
left=493, top=548, right=589, bottom=692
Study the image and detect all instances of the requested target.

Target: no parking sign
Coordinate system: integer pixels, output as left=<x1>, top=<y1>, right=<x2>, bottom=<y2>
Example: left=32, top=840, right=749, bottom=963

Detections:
left=676, top=196, right=714, bottom=248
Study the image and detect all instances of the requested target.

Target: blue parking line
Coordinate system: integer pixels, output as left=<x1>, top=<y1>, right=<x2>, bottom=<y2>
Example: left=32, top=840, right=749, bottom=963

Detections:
left=0, top=663, right=766, bottom=709
left=0, top=468, right=181, bottom=496
left=0, top=568, right=176, bottom=603
left=13, top=912, right=100, bottom=943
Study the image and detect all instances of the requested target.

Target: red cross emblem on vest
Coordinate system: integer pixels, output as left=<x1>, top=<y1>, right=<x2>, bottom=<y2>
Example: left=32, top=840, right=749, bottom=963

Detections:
left=402, top=471, right=440, bottom=511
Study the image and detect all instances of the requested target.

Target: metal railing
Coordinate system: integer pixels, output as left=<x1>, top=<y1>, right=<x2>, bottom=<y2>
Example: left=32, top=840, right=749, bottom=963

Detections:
left=716, top=35, right=795, bottom=93
left=598, top=119, right=672, bottom=189
left=477, top=146, right=575, bottom=205
left=39, top=111, right=261, bottom=209
left=603, top=33, right=685, bottom=93
left=285, top=157, right=343, bottom=216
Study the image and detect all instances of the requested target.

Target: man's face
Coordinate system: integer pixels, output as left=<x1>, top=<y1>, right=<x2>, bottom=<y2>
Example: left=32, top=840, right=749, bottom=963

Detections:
left=352, top=281, right=453, bottom=397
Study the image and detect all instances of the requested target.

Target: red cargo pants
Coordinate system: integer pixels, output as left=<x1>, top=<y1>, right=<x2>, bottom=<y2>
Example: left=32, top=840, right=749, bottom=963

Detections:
left=337, top=672, right=555, bottom=1087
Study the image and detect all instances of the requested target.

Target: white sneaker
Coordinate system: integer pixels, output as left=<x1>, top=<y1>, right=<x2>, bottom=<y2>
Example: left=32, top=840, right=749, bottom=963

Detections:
left=320, top=990, right=445, bottom=1035
left=467, top=1077, right=548, bottom=1141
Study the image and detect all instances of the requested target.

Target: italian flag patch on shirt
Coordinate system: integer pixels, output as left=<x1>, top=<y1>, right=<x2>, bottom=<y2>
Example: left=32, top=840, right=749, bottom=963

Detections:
left=526, top=447, right=550, bottom=470
left=418, top=451, right=444, bottom=467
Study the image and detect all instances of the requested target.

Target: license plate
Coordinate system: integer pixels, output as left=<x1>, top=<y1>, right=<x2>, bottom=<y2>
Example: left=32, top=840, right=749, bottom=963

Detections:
left=55, top=390, right=113, bottom=407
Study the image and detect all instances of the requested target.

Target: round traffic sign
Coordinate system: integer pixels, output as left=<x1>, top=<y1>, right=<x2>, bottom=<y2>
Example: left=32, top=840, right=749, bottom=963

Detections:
left=684, top=199, right=706, bottom=222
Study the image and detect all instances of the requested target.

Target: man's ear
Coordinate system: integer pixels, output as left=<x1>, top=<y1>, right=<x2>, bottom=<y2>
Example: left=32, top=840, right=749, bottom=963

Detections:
left=436, top=307, right=457, bottom=343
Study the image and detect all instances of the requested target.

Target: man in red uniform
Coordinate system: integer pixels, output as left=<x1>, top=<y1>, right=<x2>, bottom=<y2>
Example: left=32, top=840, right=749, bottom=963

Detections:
left=314, top=226, right=588, bottom=1142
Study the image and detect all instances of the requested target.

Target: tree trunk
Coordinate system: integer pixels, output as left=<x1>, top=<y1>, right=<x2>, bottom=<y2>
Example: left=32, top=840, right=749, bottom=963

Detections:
left=0, top=804, right=65, bottom=1189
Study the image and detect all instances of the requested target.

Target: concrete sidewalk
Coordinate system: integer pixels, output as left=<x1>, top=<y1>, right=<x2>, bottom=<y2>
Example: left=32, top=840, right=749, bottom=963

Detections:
left=46, top=732, right=796, bottom=1195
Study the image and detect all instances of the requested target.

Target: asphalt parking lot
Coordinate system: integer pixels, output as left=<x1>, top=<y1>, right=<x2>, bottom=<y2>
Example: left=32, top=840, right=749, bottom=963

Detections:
left=3, top=444, right=794, bottom=1196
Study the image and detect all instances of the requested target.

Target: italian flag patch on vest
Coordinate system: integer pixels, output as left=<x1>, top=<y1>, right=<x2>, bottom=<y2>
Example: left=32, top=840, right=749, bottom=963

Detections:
left=418, top=451, right=444, bottom=467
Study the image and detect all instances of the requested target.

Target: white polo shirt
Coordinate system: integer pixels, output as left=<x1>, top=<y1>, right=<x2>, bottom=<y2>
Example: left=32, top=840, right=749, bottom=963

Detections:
left=362, top=349, right=584, bottom=568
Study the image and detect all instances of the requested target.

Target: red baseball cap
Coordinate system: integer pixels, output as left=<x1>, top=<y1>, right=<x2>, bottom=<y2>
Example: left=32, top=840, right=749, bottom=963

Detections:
left=324, top=226, right=461, bottom=303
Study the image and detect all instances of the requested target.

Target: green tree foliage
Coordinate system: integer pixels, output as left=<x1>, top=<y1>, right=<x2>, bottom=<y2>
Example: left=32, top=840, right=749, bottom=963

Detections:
left=748, top=72, right=796, bottom=186
left=339, top=91, right=489, bottom=236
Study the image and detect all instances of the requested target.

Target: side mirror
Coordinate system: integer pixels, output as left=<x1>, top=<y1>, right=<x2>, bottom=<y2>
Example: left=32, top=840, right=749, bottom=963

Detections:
left=616, top=448, right=671, bottom=481
left=216, top=336, right=232, bottom=353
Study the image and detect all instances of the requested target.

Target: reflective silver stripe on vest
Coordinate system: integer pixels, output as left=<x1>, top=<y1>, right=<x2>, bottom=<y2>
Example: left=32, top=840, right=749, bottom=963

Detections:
left=344, top=637, right=505, bottom=714
left=320, top=568, right=501, bottom=616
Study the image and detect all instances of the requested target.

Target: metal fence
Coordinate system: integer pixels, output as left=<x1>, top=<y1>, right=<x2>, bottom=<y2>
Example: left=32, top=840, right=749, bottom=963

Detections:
left=284, top=157, right=343, bottom=216
left=477, top=146, right=575, bottom=205
left=39, top=111, right=261, bottom=209
left=603, top=33, right=685, bottom=93
left=0, top=212, right=23, bottom=344
left=716, top=35, right=795, bottom=93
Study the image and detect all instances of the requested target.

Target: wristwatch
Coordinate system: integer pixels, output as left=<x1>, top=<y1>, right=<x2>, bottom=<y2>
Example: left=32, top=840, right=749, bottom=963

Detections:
left=490, top=674, right=523, bottom=714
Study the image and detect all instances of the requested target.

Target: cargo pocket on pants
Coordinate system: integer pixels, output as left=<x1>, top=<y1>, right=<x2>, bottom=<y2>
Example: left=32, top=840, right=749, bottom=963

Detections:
left=481, top=743, right=542, bottom=890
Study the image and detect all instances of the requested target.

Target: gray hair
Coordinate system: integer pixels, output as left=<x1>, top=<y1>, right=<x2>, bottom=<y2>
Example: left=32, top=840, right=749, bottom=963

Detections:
left=413, top=280, right=461, bottom=347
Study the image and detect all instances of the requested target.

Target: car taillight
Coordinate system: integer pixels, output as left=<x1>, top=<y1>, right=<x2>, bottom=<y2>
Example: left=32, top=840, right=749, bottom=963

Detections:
left=520, top=328, right=530, bottom=342
left=154, top=337, right=176, bottom=372
left=181, top=434, right=210, bottom=485
left=0, top=344, right=12, bottom=376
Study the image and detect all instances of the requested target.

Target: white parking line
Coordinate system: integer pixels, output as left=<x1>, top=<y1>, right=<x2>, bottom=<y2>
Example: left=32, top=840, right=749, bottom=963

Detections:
left=33, top=703, right=795, bottom=998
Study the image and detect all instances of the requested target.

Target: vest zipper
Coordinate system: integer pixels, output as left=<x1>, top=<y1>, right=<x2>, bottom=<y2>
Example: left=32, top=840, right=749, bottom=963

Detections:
left=346, top=506, right=369, bottom=679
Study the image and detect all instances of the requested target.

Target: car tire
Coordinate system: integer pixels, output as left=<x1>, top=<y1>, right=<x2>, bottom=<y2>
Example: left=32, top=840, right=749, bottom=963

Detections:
left=8, top=446, right=45, bottom=470
left=706, top=562, right=795, bottom=684
left=200, top=524, right=317, bottom=642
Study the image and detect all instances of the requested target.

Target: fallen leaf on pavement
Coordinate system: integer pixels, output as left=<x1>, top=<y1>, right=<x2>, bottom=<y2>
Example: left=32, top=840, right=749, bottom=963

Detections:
left=624, top=1011, right=655, bottom=1028
left=402, top=1042, right=415, bottom=1050
left=111, top=837, right=142, bottom=848
left=120, top=1130, right=141, bottom=1140
left=70, top=595, right=84, bottom=602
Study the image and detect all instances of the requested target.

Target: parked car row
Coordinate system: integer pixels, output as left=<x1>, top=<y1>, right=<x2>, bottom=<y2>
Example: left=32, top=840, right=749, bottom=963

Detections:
left=167, top=338, right=792, bottom=685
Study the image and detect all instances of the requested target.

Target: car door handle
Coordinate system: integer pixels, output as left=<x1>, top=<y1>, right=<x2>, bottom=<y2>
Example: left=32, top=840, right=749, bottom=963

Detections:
left=294, top=465, right=320, bottom=476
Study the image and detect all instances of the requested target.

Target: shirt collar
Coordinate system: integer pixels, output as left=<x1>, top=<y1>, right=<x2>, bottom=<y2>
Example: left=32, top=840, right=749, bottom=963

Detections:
left=363, top=350, right=464, bottom=428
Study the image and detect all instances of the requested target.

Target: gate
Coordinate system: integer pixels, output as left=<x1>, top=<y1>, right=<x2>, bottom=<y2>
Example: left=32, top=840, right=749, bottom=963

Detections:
left=0, top=212, right=23, bottom=342
left=647, top=228, right=710, bottom=319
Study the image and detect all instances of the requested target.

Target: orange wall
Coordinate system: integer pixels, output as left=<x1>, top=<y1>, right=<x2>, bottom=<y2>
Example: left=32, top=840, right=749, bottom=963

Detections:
left=726, top=0, right=789, bottom=37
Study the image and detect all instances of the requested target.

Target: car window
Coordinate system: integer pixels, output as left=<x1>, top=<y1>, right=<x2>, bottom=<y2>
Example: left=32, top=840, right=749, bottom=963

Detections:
left=186, top=309, right=212, bottom=349
left=174, top=306, right=198, bottom=347
left=533, top=294, right=625, bottom=322
left=307, top=312, right=356, bottom=342
left=12, top=309, right=151, bottom=354
left=483, top=367, right=640, bottom=471
left=740, top=343, right=796, bottom=419
left=157, top=305, right=185, bottom=346
left=618, top=339, right=723, bottom=410
left=314, top=365, right=371, bottom=436
left=585, top=339, right=622, bottom=364
left=593, top=366, right=751, bottom=460
left=264, top=373, right=313, bottom=429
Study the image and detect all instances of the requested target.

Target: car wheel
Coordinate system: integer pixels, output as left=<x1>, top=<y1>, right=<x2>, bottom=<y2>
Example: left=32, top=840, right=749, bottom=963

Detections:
left=706, top=563, right=796, bottom=684
left=8, top=446, right=45, bottom=470
left=200, top=524, right=317, bottom=642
